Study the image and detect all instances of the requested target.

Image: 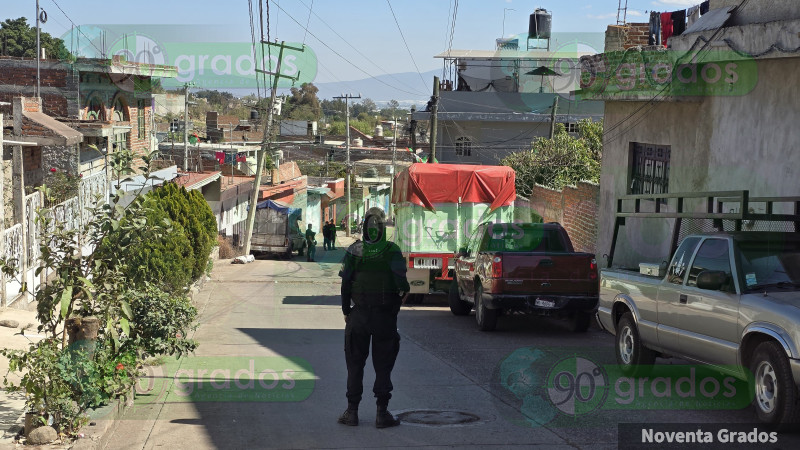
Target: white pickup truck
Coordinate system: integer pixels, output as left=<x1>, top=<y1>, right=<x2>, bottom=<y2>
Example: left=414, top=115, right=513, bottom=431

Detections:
left=598, top=231, right=800, bottom=428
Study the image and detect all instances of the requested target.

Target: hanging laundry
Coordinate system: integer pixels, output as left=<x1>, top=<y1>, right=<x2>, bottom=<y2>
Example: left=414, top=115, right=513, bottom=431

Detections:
left=700, top=1, right=710, bottom=15
left=649, top=11, right=661, bottom=46
left=661, top=12, right=673, bottom=47
left=215, top=152, right=225, bottom=164
left=236, top=153, right=246, bottom=163
left=687, top=5, right=700, bottom=27
left=224, top=152, right=236, bottom=164
left=672, top=10, right=687, bottom=37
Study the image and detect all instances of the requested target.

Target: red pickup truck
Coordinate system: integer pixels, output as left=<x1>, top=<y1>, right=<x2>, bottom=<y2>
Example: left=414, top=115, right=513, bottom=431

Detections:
left=450, top=222, right=599, bottom=331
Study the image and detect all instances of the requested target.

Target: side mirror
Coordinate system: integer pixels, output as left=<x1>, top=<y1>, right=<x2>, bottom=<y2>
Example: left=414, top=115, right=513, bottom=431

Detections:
left=696, top=270, right=727, bottom=291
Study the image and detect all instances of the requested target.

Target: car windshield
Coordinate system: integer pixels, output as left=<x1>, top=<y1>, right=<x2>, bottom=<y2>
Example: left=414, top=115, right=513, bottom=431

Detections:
left=480, top=225, right=570, bottom=253
left=738, top=239, right=800, bottom=291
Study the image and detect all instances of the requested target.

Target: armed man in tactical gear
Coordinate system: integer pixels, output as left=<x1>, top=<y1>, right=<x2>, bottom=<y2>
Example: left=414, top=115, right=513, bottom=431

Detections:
left=338, top=207, right=409, bottom=428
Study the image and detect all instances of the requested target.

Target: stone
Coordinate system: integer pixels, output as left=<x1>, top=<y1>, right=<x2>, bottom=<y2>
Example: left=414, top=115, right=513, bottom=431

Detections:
left=0, top=319, right=20, bottom=328
left=27, top=426, right=57, bottom=445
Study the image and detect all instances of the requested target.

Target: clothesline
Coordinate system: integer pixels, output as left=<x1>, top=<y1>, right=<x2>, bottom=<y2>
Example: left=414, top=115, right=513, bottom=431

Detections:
left=648, top=1, right=710, bottom=48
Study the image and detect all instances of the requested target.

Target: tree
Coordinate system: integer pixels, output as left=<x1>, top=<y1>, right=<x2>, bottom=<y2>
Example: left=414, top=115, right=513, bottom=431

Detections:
left=0, top=17, right=69, bottom=59
left=284, top=83, right=322, bottom=121
left=501, top=119, right=603, bottom=197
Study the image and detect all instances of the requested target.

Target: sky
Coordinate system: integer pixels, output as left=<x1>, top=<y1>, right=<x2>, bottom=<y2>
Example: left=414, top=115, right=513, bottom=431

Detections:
left=3, top=0, right=704, bottom=96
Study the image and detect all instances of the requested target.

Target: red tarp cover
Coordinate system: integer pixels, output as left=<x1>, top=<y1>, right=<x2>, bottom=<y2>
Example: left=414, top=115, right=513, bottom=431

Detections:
left=392, top=163, right=516, bottom=211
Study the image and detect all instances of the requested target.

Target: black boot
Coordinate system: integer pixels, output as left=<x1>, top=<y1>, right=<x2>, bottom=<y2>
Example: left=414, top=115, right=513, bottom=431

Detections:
left=375, top=406, right=400, bottom=429
left=338, top=406, right=359, bottom=426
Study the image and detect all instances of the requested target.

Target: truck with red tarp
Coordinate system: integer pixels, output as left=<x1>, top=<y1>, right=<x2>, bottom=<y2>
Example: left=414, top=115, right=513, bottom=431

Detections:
left=391, top=163, right=517, bottom=302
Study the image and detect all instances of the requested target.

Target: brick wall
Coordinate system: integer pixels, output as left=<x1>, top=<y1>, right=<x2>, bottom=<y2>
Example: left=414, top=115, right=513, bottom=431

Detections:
left=530, top=181, right=600, bottom=254
left=0, top=58, right=77, bottom=117
left=604, top=23, right=651, bottom=52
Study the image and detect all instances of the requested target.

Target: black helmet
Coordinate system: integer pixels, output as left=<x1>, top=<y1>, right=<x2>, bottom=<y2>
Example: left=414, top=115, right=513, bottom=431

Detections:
left=363, top=207, right=386, bottom=244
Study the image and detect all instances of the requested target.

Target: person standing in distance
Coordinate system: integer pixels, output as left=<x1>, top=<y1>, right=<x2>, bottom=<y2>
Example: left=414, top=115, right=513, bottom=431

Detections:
left=338, top=207, right=409, bottom=428
left=305, top=224, right=317, bottom=262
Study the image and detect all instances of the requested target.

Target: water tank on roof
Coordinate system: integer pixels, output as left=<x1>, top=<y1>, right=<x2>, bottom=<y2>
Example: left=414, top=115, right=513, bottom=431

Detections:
left=529, top=8, right=552, bottom=39
left=374, top=124, right=383, bottom=137
left=353, top=137, right=363, bottom=147
left=250, top=109, right=259, bottom=121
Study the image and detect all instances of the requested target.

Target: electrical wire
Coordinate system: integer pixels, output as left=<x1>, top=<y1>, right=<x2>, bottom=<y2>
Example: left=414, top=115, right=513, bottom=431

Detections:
left=268, top=0, right=423, bottom=97
left=601, top=0, right=754, bottom=145
left=293, top=0, right=425, bottom=96
left=47, top=0, right=105, bottom=57
left=385, top=0, right=429, bottom=92
left=301, top=0, right=314, bottom=46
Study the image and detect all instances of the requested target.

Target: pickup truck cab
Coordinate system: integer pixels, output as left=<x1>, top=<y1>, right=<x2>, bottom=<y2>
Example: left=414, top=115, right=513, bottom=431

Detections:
left=597, top=231, right=800, bottom=427
left=450, top=222, right=599, bottom=331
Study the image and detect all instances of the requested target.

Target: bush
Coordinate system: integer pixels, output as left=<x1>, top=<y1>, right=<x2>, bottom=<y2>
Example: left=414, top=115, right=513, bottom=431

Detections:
left=126, top=197, right=195, bottom=293
left=150, top=183, right=217, bottom=280
left=127, top=284, right=198, bottom=358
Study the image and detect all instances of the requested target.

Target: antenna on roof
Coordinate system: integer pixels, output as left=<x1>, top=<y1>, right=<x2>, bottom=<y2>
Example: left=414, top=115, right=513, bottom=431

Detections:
left=617, top=0, right=628, bottom=25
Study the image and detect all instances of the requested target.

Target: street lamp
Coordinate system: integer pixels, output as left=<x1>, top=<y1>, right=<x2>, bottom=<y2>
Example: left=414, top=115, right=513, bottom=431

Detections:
left=502, top=8, right=516, bottom=38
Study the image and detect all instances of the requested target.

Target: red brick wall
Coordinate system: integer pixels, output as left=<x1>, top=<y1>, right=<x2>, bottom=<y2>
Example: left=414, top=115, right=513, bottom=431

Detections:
left=530, top=182, right=600, bottom=254
left=624, top=23, right=651, bottom=49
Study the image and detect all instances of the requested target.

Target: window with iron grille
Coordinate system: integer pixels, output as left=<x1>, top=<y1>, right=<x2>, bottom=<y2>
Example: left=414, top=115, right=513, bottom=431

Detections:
left=455, top=136, right=472, bottom=156
left=137, top=100, right=146, bottom=139
left=629, top=142, right=670, bottom=196
left=564, top=122, right=578, bottom=133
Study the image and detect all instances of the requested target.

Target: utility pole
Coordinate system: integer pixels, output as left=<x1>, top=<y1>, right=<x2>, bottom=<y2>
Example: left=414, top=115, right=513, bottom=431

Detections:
left=242, top=41, right=304, bottom=255
left=35, top=0, right=41, bottom=99
left=389, top=117, right=397, bottom=220
left=333, top=93, right=360, bottom=237
left=429, top=76, right=440, bottom=163
left=182, top=82, right=194, bottom=171
left=409, top=105, right=417, bottom=157
left=549, top=96, right=559, bottom=139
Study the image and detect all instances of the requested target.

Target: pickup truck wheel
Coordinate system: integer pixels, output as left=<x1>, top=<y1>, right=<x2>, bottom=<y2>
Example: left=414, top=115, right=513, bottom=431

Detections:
left=750, top=341, right=800, bottom=429
left=285, top=243, right=293, bottom=259
left=570, top=312, right=592, bottom=333
left=448, top=281, right=471, bottom=316
left=475, top=285, right=497, bottom=331
left=616, top=313, right=655, bottom=374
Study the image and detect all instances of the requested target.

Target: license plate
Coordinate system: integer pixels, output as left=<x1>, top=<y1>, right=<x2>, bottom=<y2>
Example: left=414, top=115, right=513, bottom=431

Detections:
left=414, top=257, right=442, bottom=269
left=534, top=298, right=556, bottom=308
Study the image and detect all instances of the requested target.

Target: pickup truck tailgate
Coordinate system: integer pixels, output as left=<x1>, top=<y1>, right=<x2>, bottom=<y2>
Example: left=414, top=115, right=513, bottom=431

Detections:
left=502, top=253, right=598, bottom=295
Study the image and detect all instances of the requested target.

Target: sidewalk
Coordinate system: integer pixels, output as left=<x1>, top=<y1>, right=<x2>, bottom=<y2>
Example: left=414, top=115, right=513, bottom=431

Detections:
left=0, top=307, right=41, bottom=447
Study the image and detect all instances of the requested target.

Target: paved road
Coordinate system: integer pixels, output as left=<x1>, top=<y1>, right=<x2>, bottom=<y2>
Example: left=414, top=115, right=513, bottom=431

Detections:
left=105, top=242, right=763, bottom=450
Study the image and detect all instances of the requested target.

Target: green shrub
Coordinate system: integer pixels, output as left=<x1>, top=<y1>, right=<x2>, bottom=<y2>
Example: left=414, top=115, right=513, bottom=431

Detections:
left=127, top=284, right=198, bottom=358
left=127, top=198, right=195, bottom=293
left=150, top=183, right=217, bottom=280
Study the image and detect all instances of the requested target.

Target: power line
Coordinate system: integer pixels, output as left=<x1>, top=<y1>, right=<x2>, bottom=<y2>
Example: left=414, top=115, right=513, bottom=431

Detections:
left=47, top=0, right=105, bottom=57
left=268, top=0, right=423, bottom=97
left=385, top=0, right=429, bottom=92
left=293, top=0, right=425, bottom=96
left=302, top=0, right=314, bottom=45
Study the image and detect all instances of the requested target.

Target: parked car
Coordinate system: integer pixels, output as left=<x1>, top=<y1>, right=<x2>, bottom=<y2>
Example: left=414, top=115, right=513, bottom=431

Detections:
left=450, top=222, right=599, bottom=331
left=597, top=231, right=800, bottom=427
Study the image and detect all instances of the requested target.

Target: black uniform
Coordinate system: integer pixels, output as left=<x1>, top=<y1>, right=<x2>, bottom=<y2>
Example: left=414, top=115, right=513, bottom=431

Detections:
left=338, top=207, right=409, bottom=427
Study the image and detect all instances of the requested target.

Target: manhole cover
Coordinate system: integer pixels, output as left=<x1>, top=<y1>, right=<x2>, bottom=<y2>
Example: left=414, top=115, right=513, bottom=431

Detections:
left=396, top=410, right=480, bottom=426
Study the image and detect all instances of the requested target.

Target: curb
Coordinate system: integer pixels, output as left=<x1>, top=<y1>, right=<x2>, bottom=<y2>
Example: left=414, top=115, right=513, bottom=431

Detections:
left=70, top=391, right=133, bottom=450
left=70, top=250, right=218, bottom=449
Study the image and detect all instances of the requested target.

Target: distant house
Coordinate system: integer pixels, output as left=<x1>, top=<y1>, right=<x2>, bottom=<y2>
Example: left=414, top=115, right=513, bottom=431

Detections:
left=580, top=0, right=800, bottom=268
left=413, top=48, right=604, bottom=165
left=0, top=55, right=178, bottom=181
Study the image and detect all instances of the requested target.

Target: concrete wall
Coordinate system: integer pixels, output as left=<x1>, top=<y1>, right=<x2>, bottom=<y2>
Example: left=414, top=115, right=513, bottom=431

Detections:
left=438, top=120, right=551, bottom=165
left=598, top=56, right=800, bottom=269
left=712, top=0, right=800, bottom=25
left=152, top=93, right=184, bottom=117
